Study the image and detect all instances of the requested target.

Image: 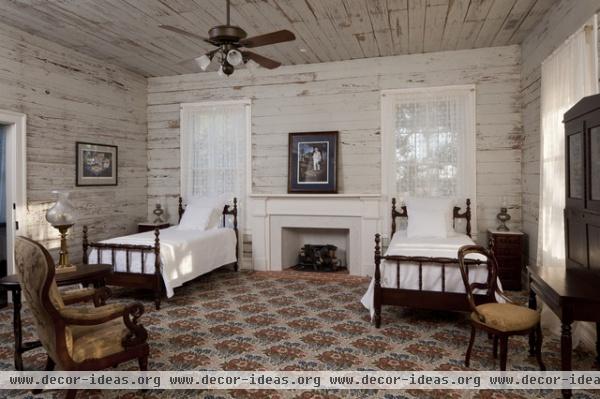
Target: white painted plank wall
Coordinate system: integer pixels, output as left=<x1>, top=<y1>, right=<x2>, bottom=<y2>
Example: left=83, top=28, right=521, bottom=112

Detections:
left=520, top=0, right=600, bottom=266
left=0, top=22, right=148, bottom=262
left=147, top=45, right=523, bottom=239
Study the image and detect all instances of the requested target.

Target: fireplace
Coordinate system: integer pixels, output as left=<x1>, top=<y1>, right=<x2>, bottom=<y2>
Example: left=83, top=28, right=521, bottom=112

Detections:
left=249, top=194, right=381, bottom=276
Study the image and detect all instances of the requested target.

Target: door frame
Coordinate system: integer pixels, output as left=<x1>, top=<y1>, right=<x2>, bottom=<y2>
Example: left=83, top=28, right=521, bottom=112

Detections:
left=0, top=110, right=26, bottom=276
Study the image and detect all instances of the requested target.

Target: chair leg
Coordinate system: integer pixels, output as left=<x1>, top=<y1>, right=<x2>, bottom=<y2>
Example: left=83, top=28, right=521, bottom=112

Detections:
left=465, top=325, right=476, bottom=367
left=139, top=355, right=148, bottom=371
left=493, top=335, right=498, bottom=359
left=529, top=330, right=536, bottom=356
left=32, top=356, right=55, bottom=394
left=499, top=336, right=508, bottom=371
left=535, top=324, right=546, bottom=371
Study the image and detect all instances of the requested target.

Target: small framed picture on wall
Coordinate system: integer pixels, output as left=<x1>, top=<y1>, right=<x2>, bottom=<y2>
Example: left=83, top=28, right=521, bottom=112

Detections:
left=76, top=142, right=118, bottom=186
left=288, top=131, right=338, bottom=193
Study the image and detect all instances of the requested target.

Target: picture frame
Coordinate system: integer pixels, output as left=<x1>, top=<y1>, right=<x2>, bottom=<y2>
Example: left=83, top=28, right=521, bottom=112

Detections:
left=288, top=131, right=338, bottom=193
left=76, top=142, right=118, bottom=186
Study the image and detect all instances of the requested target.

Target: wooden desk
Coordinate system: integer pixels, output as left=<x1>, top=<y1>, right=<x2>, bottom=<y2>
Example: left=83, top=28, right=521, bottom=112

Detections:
left=0, top=264, right=112, bottom=370
left=527, top=265, right=600, bottom=398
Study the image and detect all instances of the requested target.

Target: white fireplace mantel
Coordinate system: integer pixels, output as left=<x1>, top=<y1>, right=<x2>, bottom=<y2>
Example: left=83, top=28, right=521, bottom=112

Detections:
left=249, top=194, right=381, bottom=276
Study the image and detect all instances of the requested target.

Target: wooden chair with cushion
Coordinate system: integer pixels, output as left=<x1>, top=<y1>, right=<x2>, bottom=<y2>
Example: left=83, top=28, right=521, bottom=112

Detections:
left=457, top=244, right=545, bottom=371
left=14, top=237, right=149, bottom=399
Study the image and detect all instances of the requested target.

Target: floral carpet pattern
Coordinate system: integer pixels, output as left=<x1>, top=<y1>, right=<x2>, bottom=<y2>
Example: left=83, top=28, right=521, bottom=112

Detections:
left=1, top=269, right=598, bottom=399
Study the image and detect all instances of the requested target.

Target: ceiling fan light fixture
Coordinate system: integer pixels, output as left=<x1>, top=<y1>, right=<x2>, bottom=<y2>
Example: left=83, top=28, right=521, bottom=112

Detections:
left=160, top=0, right=295, bottom=77
left=226, top=49, right=243, bottom=66
left=195, top=54, right=212, bottom=71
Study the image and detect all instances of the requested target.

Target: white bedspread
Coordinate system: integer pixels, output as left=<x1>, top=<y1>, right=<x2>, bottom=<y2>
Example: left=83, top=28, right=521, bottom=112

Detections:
left=88, top=227, right=237, bottom=298
left=361, top=231, right=502, bottom=317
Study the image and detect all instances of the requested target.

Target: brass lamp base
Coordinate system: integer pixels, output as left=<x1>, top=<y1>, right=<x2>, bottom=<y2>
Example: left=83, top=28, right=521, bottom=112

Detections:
left=54, top=224, right=75, bottom=271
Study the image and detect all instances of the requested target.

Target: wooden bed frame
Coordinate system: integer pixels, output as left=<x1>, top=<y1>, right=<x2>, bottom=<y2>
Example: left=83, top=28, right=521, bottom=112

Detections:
left=373, top=198, right=494, bottom=328
left=83, top=197, right=238, bottom=310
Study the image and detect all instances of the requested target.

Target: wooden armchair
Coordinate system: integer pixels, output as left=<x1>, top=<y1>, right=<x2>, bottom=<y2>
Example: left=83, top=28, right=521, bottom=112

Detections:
left=14, top=237, right=149, bottom=399
left=457, top=245, right=544, bottom=371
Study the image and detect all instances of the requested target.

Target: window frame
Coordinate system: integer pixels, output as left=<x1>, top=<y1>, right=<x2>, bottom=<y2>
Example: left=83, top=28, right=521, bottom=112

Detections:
left=380, top=85, right=477, bottom=237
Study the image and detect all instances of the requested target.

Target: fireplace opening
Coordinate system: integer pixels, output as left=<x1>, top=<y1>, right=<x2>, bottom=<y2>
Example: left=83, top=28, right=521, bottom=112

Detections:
left=281, top=227, right=349, bottom=273
left=295, top=244, right=346, bottom=272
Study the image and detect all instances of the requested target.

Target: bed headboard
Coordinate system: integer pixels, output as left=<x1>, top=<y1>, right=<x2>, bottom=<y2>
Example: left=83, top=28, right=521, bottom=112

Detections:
left=391, top=198, right=472, bottom=238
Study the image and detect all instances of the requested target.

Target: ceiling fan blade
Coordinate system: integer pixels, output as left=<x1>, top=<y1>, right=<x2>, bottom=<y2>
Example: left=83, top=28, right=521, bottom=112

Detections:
left=159, top=25, right=216, bottom=45
left=239, top=30, right=295, bottom=48
left=242, top=51, right=282, bottom=69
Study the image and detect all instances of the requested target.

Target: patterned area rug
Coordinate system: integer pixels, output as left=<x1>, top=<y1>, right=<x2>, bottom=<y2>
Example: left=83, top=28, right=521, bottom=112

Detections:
left=1, top=269, right=598, bottom=399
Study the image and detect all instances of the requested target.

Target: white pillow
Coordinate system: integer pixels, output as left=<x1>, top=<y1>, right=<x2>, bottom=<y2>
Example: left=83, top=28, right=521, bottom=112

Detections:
left=188, top=193, right=229, bottom=210
left=178, top=194, right=229, bottom=231
left=177, top=205, right=219, bottom=231
left=405, top=197, right=454, bottom=236
left=406, top=208, right=448, bottom=238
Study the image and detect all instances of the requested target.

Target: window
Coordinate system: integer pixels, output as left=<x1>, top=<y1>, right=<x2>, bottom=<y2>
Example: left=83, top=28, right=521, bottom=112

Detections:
left=180, top=100, right=250, bottom=230
left=382, top=86, right=476, bottom=229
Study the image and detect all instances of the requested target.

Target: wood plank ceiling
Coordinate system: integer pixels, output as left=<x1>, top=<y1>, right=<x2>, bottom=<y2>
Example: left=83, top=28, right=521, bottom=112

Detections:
left=0, top=0, right=558, bottom=77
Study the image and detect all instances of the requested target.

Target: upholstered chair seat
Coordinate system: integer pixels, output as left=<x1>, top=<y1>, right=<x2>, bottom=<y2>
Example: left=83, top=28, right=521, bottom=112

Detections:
left=69, top=318, right=129, bottom=363
left=458, top=245, right=545, bottom=371
left=471, top=303, right=541, bottom=332
left=14, top=236, right=150, bottom=399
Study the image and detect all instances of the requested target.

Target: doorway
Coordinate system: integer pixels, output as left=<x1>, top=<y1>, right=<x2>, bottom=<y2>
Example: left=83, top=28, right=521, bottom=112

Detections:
left=0, top=111, right=26, bottom=307
left=0, top=125, right=6, bottom=306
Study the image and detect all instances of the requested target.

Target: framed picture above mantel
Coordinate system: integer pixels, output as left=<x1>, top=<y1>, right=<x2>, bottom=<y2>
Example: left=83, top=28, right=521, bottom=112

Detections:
left=288, top=131, right=338, bottom=194
left=76, top=142, right=118, bottom=186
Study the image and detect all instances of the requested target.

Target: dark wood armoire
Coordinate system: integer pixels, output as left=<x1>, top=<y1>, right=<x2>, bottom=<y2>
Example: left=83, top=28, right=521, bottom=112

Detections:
left=563, top=94, right=600, bottom=273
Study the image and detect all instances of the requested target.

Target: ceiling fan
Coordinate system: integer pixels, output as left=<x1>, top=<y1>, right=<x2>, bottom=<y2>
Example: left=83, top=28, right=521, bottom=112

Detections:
left=160, top=0, right=296, bottom=76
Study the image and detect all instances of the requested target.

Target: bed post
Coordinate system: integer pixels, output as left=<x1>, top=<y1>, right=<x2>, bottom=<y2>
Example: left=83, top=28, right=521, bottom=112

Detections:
left=82, top=226, right=89, bottom=265
left=178, top=196, right=184, bottom=223
left=466, top=198, right=472, bottom=238
left=391, top=198, right=397, bottom=237
left=233, top=197, right=239, bottom=272
left=153, top=228, right=162, bottom=310
left=374, top=233, right=382, bottom=329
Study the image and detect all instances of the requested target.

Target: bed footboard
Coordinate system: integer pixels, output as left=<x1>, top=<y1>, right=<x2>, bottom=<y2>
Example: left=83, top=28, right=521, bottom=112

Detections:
left=83, top=226, right=163, bottom=310
left=373, top=233, right=492, bottom=328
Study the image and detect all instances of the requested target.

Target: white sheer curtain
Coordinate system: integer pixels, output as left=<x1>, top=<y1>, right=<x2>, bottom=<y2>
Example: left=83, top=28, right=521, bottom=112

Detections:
left=180, top=101, right=248, bottom=234
left=384, top=86, right=476, bottom=229
left=538, top=18, right=598, bottom=345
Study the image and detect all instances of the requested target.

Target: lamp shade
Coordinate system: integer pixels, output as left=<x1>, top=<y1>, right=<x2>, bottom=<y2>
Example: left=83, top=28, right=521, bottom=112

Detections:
left=195, top=54, right=212, bottom=71
left=226, top=49, right=243, bottom=66
left=45, top=191, right=75, bottom=227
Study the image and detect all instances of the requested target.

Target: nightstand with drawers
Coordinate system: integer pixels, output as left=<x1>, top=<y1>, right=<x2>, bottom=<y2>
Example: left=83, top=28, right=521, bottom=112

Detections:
left=487, top=229, right=525, bottom=291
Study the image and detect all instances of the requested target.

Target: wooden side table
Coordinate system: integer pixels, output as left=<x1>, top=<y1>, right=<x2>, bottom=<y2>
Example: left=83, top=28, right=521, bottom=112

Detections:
left=528, top=265, right=600, bottom=398
left=487, top=229, right=525, bottom=290
left=138, top=222, right=170, bottom=233
left=0, top=264, right=112, bottom=370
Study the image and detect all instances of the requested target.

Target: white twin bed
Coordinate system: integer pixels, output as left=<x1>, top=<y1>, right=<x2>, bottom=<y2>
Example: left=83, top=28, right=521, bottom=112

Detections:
left=83, top=195, right=238, bottom=309
left=88, top=227, right=237, bottom=298
left=362, top=197, right=502, bottom=327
